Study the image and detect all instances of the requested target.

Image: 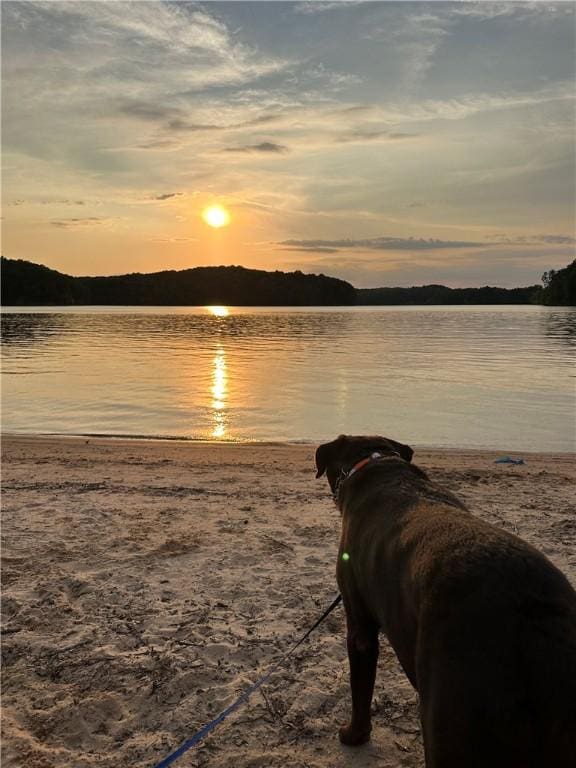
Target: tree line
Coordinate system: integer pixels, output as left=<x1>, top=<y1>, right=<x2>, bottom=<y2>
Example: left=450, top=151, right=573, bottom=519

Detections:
left=0, top=258, right=356, bottom=306
left=356, top=284, right=539, bottom=305
left=1, top=257, right=574, bottom=306
left=532, top=260, right=576, bottom=306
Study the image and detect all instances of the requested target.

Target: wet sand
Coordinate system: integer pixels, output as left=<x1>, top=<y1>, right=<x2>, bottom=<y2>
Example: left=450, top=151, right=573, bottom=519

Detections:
left=2, top=436, right=575, bottom=768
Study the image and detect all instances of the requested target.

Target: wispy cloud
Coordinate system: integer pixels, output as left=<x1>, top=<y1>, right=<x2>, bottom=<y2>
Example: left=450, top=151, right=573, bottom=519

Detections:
left=294, top=1, right=366, bottom=15
left=487, top=233, right=576, bottom=245
left=450, top=2, right=571, bottom=22
left=278, top=233, right=576, bottom=253
left=151, top=192, right=183, bottom=201
left=8, top=198, right=86, bottom=207
left=150, top=235, right=198, bottom=244
left=117, top=101, right=182, bottom=122
left=51, top=217, right=110, bottom=229
left=336, top=128, right=416, bottom=143
left=44, top=1, right=289, bottom=91
left=2, top=1, right=292, bottom=165
left=278, top=236, right=495, bottom=252
left=283, top=246, right=340, bottom=254
left=224, top=141, right=289, bottom=154
left=364, top=9, right=452, bottom=93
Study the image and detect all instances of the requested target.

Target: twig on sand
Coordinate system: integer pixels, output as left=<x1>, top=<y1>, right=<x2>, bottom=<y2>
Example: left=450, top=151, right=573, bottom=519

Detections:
left=261, top=535, right=295, bottom=553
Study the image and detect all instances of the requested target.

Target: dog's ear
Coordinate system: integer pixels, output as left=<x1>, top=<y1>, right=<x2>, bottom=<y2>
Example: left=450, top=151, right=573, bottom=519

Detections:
left=386, top=438, right=414, bottom=463
left=315, top=443, right=330, bottom=478
left=315, top=436, right=345, bottom=478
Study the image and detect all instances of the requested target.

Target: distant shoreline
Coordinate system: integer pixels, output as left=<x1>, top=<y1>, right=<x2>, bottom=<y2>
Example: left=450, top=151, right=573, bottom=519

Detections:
left=3, top=433, right=574, bottom=456
left=4, top=302, right=563, bottom=310
left=1, top=256, right=543, bottom=306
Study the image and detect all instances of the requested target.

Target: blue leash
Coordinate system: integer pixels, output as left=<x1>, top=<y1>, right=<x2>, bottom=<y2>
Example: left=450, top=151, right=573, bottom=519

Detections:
left=153, top=593, right=342, bottom=768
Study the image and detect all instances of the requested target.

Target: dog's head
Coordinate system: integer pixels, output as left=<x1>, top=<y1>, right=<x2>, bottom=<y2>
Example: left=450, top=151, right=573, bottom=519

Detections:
left=315, top=434, right=414, bottom=494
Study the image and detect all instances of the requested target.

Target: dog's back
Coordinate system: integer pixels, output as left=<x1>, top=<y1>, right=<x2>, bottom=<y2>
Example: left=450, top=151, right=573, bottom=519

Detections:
left=409, top=506, right=576, bottom=767
left=376, top=477, right=576, bottom=768
left=342, top=460, right=576, bottom=767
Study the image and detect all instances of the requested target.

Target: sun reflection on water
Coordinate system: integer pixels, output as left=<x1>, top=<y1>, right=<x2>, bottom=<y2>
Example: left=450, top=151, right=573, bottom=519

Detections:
left=211, top=345, right=228, bottom=439
left=207, top=305, right=229, bottom=317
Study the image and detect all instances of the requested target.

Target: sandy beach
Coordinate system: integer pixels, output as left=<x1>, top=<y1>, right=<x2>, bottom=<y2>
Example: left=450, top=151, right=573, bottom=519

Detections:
left=2, top=436, right=575, bottom=768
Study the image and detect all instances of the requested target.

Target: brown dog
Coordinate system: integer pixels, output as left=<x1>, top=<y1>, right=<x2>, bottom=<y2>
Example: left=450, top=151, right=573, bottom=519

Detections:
left=316, top=435, right=576, bottom=768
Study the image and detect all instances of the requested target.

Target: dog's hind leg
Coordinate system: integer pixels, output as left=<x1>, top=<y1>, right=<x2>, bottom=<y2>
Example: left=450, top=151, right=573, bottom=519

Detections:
left=339, top=612, right=379, bottom=746
left=419, top=667, right=537, bottom=768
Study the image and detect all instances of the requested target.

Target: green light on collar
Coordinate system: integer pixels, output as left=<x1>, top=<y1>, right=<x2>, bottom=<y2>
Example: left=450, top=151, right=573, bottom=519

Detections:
left=341, top=552, right=350, bottom=562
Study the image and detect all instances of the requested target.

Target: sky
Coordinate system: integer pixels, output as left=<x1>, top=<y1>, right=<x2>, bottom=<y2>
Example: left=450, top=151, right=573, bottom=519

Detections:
left=2, top=0, right=575, bottom=288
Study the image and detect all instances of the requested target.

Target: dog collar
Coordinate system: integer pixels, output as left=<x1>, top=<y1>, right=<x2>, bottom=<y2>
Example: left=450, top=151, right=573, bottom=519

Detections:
left=335, top=450, right=398, bottom=497
left=347, top=452, right=385, bottom=479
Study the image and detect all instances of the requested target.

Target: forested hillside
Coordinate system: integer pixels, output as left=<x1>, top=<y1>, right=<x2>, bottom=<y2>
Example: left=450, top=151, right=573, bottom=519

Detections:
left=2, top=257, right=573, bottom=306
left=0, top=258, right=356, bottom=306
left=534, top=260, right=576, bottom=306
left=356, top=284, right=539, bottom=305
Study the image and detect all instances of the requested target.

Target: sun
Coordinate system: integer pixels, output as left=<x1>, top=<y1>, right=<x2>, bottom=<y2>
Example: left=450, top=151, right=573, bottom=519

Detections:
left=202, top=205, right=230, bottom=228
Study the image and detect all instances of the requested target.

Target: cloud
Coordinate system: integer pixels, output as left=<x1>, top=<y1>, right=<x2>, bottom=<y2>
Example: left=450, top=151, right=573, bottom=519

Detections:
left=486, top=233, right=576, bottom=245
left=2, top=1, right=292, bottom=166
left=8, top=198, right=86, bottom=207
left=278, top=233, right=576, bottom=254
left=364, top=9, right=452, bottom=93
left=165, top=119, right=222, bottom=133
left=117, top=101, right=181, bottom=122
left=150, top=235, right=198, bottom=244
left=302, top=62, right=362, bottom=90
left=152, top=192, right=183, bottom=201
left=294, top=2, right=365, bottom=15
left=278, top=236, right=499, bottom=253
left=51, top=2, right=289, bottom=91
left=364, top=4, right=574, bottom=96
left=415, top=84, right=574, bottom=122
left=323, top=84, right=574, bottom=128
left=450, top=2, right=572, bottom=22
left=281, top=246, right=340, bottom=254
left=50, top=217, right=109, bottom=229
left=337, top=128, right=416, bottom=143
left=130, top=79, right=557, bottom=160
left=224, top=141, right=289, bottom=154
left=536, top=234, right=576, bottom=245
left=283, top=240, right=573, bottom=289
left=132, top=139, right=181, bottom=152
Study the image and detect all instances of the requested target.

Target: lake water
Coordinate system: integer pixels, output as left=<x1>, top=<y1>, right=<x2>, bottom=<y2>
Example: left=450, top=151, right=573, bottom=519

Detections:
left=1, top=305, right=575, bottom=451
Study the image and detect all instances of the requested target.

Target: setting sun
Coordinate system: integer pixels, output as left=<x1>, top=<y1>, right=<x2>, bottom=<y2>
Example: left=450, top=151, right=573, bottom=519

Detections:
left=202, top=205, right=230, bottom=228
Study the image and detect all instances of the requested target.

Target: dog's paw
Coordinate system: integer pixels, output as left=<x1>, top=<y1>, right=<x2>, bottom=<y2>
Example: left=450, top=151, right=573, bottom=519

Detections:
left=339, top=723, right=371, bottom=746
